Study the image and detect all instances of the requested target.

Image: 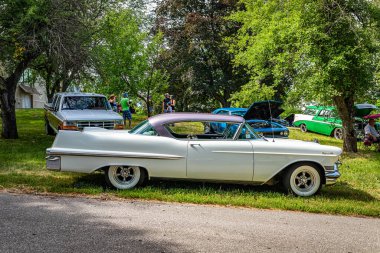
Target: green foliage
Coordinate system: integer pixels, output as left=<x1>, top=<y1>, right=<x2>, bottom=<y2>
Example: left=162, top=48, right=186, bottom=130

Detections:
left=155, top=0, right=249, bottom=110
left=91, top=9, right=168, bottom=114
left=229, top=0, right=380, bottom=152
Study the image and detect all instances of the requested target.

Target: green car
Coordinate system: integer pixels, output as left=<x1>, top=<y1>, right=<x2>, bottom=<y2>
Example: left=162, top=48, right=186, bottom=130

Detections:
left=293, top=104, right=378, bottom=139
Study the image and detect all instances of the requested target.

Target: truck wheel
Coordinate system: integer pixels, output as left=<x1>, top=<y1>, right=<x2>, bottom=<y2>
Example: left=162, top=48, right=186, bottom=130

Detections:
left=45, top=120, right=55, bottom=135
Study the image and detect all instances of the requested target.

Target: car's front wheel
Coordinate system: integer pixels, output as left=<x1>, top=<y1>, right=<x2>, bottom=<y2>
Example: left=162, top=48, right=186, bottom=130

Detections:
left=282, top=163, right=322, bottom=197
left=105, top=165, right=146, bottom=190
left=333, top=128, right=343, bottom=140
left=300, top=124, right=307, bottom=133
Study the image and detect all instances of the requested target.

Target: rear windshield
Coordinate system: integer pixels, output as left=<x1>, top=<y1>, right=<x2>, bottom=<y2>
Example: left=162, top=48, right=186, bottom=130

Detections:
left=62, top=96, right=111, bottom=110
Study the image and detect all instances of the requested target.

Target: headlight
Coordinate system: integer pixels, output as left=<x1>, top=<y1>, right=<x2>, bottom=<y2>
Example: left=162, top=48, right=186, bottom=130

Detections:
left=114, top=119, right=124, bottom=130
left=61, top=121, right=78, bottom=130
left=63, top=121, right=76, bottom=126
left=283, top=131, right=289, bottom=136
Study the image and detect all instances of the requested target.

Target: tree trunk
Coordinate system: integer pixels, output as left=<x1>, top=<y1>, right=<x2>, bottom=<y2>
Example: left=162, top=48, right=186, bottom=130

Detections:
left=0, top=82, right=18, bottom=139
left=0, top=59, right=31, bottom=139
left=333, top=95, right=357, bottom=152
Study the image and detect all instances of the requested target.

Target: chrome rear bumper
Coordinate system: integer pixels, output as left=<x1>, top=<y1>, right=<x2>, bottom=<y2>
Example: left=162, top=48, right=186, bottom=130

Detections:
left=325, top=162, right=341, bottom=185
left=46, top=155, right=61, bottom=171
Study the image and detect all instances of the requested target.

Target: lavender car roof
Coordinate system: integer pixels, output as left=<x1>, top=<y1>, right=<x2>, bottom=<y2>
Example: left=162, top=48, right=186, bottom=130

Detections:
left=149, top=112, right=244, bottom=128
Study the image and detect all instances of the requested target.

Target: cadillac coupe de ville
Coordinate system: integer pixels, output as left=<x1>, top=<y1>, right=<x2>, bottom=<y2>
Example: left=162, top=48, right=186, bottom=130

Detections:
left=46, top=113, right=342, bottom=197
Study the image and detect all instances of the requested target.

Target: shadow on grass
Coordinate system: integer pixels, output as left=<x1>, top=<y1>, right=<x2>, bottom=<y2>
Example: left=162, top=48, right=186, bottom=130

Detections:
left=72, top=173, right=377, bottom=202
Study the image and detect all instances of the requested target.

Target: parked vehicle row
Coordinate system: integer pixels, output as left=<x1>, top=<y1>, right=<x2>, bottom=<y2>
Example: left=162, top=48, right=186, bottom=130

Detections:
left=292, top=104, right=378, bottom=139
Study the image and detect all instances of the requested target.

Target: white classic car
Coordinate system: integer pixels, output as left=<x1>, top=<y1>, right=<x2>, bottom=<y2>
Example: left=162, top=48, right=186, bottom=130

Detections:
left=46, top=113, right=342, bottom=197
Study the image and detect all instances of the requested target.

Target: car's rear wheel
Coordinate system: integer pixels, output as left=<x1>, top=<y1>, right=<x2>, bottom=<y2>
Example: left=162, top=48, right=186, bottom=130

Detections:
left=300, top=124, right=307, bottom=133
left=105, top=165, right=146, bottom=190
left=333, top=128, right=343, bottom=140
left=45, top=120, right=55, bottom=135
left=282, top=163, right=322, bottom=197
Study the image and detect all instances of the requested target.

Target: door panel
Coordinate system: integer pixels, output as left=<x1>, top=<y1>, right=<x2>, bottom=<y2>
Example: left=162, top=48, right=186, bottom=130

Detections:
left=187, top=140, right=253, bottom=181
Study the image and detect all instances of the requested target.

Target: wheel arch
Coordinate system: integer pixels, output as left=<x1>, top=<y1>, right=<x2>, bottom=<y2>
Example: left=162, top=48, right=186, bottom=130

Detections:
left=272, top=161, right=326, bottom=185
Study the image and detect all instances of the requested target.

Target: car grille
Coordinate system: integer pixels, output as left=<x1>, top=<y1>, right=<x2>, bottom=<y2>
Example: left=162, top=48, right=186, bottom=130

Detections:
left=76, top=121, right=115, bottom=130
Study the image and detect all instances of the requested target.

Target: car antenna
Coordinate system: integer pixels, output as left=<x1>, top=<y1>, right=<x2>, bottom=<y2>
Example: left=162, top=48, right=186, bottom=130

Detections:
left=268, top=100, right=275, bottom=142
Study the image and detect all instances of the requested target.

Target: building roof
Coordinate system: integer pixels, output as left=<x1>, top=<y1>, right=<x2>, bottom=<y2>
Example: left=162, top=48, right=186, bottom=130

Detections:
left=18, top=84, right=41, bottom=95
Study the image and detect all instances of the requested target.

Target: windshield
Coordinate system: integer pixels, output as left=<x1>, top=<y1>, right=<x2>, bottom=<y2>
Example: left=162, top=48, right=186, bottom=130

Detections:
left=222, top=122, right=260, bottom=140
left=62, top=96, right=111, bottom=110
left=231, top=110, right=246, bottom=117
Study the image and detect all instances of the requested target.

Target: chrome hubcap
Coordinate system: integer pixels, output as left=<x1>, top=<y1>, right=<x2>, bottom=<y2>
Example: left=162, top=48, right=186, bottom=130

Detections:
left=296, top=172, right=312, bottom=188
left=114, top=167, right=135, bottom=184
left=335, top=129, right=343, bottom=139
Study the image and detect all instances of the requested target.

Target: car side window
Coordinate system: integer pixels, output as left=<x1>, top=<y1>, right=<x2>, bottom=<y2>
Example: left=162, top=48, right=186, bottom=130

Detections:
left=303, top=108, right=317, bottom=115
left=166, top=121, right=205, bottom=138
left=318, top=110, right=330, bottom=117
left=237, top=123, right=259, bottom=140
left=54, top=95, right=61, bottom=111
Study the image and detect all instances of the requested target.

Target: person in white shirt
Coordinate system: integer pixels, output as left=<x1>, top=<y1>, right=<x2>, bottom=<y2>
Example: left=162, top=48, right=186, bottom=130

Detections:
left=364, top=118, right=380, bottom=150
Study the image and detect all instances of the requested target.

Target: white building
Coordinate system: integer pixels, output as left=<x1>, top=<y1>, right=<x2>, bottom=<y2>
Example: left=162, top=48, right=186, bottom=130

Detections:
left=15, top=83, right=47, bottom=109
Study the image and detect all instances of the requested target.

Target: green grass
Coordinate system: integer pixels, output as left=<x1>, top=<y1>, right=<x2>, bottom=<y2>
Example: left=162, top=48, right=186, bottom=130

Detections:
left=0, top=109, right=379, bottom=217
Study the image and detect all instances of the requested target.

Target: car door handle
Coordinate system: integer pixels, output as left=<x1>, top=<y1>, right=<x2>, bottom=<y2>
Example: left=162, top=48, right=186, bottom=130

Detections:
left=190, top=143, right=201, bottom=147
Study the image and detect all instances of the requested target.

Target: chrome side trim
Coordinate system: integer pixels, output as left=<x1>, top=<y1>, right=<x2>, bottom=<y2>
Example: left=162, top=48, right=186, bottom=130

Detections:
left=212, top=151, right=254, bottom=154
left=254, top=151, right=338, bottom=157
left=325, top=162, right=341, bottom=185
left=46, top=148, right=184, bottom=160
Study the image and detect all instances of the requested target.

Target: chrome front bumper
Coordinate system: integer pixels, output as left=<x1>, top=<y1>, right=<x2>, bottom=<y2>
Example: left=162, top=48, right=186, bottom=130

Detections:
left=325, top=162, right=341, bottom=185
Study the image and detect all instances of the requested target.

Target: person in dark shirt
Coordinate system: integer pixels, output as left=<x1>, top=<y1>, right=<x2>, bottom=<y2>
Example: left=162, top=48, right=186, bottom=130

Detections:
left=162, top=93, right=171, bottom=113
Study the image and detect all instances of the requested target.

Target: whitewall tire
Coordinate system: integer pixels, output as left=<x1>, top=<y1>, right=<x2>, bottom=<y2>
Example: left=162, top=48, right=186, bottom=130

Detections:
left=283, top=163, right=322, bottom=197
left=105, top=165, right=145, bottom=190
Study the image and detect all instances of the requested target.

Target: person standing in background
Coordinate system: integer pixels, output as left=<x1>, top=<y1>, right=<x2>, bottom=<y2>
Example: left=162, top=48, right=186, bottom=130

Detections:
left=162, top=93, right=171, bottom=113
left=147, top=95, right=153, bottom=115
left=120, top=93, right=132, bottom=128
left=108, top=94, right=117, bottom=112
left=170, top=95, right=176, bottom=112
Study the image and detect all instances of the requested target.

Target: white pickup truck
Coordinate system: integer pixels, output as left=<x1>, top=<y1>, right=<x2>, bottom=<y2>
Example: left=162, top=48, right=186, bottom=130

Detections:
left=44, top=92, right=124, bottom=135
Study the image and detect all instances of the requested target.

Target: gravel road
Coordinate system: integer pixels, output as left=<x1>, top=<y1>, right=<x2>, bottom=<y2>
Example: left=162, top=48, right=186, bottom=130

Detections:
left=0, top=192, right=379, bottom=253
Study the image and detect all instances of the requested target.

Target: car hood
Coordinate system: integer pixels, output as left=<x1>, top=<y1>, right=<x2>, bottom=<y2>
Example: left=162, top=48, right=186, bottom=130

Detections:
left=60, top=110, right=123, bottom=121
left=243, top=100, right=284, bottom=120
left=354, top=104, right=378, bottom=117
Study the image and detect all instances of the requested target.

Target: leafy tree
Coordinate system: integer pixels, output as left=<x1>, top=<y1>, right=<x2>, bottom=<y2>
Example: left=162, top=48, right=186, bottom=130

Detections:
left=155, top=0, right=248, bottom=110
left=91, top=9, right=168, bottom=116
left=0, top=0, right=108, bottom=138
left=229, top=0, right=380, bottom=152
